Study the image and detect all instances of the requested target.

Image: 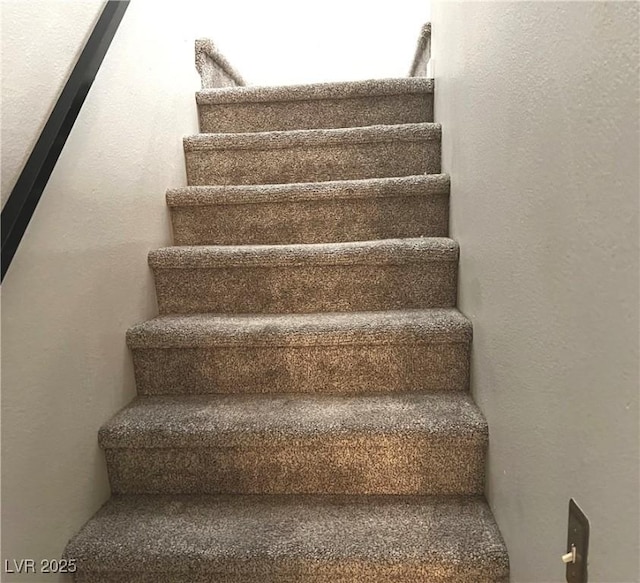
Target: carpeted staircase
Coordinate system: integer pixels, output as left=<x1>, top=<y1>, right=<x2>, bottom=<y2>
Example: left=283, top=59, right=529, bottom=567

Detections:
left=63, top=57, right=509, bottom=582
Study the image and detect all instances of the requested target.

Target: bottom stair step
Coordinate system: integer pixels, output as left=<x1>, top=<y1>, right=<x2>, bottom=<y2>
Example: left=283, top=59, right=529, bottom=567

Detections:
left=64, top=494, right=509, bottom=583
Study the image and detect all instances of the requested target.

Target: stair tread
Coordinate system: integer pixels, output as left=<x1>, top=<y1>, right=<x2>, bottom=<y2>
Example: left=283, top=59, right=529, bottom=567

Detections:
left=149, top=237, right=458, bottom=269
left=99, top=392, right=487, bottom=448
left=65, top=494, right=508, bottom=577
left=196, top=77, right=433, bottom=105
left=167, top=174, right=449, bottom=206
left=184, top=122, right=440, bottom=151
left=126, top=308, right=472, bottom=348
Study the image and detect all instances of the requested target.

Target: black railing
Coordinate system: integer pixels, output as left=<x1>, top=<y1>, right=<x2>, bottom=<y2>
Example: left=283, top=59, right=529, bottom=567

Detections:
left=1, top=0, right=130, bottom=282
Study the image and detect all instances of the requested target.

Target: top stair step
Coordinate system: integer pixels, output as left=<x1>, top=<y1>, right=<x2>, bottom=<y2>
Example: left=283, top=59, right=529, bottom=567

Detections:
left=197, top=77, right=434, bottom=133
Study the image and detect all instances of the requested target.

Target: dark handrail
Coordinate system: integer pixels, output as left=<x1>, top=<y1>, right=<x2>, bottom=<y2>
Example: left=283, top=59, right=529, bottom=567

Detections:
left=1, top=0, right=130, bottom=282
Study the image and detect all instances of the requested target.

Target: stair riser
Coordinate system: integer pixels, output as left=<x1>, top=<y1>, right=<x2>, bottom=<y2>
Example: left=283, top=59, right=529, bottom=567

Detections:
left=185, top=141, right=440, bottom=185
left=66, top=494, right=510, bottom=583
left=131, top=342, right=470, bottom=395
left=105, top=436, right=485, bottom=495
left=152, top=262, right=457, bottom=314
left=198, top=94, right=433, bottom=133
left=170, top=195, right=449, bottom=245
left=75, top=571, right=509, bottom=583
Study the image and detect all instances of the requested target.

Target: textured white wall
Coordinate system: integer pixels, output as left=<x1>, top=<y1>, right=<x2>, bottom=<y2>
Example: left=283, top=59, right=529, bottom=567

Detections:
left=1, top=1, right=430, bottom=580
left=0, top=0, right=103, bottom=206
left=431, top=2, right=639, bottom=582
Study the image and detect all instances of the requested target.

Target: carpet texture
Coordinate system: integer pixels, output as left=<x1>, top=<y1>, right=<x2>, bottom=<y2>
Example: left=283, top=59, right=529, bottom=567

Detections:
left=62, top=41, right=508, bottom=581
left=64, top=495, right=508, bottom=582
left=100, top=392, right=487, bottom=495
left=167, top=174, right=450, bottom=245
left=184, top=123, right=441, bottom=185
left=148, top=238, right=459, bottom=314
left=126, top=309, right=472, bottom=395
left=197, top=78, right=433, bottom=133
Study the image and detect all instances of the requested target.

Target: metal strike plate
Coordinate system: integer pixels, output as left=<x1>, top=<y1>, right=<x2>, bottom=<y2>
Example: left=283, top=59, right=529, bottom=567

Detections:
left=566, top=498, right=590, bottom=583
